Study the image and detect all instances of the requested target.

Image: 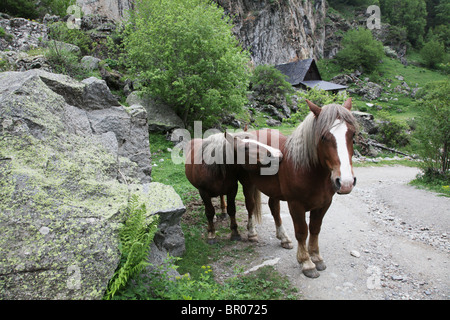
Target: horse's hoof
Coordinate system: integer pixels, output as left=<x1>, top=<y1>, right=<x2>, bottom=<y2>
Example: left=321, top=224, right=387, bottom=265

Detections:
left=281, top=241, right=293, bottom=249
left=303, top=268, right=320, bottom=278
left=230, top=234, right=242, bottom=241
left=207, top=238, right=218, bottom=245
left=314, top=260, right=327, bottom=271
left=218, top=213, right=227, bottom=220
left=248, top=235, right=259, bottom=242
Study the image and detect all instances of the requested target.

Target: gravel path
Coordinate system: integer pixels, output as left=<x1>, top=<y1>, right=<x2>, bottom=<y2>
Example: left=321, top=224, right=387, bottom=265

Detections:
left=245, top=166, right=449, bottom=300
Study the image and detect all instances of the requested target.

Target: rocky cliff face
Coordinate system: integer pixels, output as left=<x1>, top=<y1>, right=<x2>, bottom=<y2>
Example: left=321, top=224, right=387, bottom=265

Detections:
left=75, top=0, right=326, bottom=65
left=76, top=0, right=134, bottom=21
left=215, top=0, right=326, bottom=65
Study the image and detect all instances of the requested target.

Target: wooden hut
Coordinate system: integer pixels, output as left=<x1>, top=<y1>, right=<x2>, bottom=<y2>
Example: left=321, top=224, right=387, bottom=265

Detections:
left=275, top=59, right=347, bottom=94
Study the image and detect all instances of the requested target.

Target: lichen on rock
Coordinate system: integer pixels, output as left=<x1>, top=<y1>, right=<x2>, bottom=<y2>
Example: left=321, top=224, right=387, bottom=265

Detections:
left=0, top=70, right=184, bottom=299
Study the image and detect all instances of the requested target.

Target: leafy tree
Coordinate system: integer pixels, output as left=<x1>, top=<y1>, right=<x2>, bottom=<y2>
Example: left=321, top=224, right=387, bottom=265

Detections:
left=123, top=0, right=251, bottom=127
left=336, top=28, right=384, bottom=72
left=1, top=0, right=39, bottom=19
left=1, top=0, right=75, bottom=19
left=420, top=40, right=446, bottom=68
left=414, top=80, right=450, bottom=175
left=250, top=65, right=294, bottom=101
left=379, top=0, right=427, bottom=47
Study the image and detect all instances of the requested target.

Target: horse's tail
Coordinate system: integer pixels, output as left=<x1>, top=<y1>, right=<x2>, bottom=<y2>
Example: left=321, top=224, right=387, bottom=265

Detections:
left=252, top=187, right=262, bottom=224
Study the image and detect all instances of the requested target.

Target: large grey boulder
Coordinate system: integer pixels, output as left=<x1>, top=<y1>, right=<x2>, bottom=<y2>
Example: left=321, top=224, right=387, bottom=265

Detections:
left=0, top=70, right=184, bottom=299
left=126, top=91, right=185, bottom=133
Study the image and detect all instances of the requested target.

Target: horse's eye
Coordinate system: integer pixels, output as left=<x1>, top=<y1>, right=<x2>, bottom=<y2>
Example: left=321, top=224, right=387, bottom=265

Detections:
left=321, top=135, right=327, bottom=141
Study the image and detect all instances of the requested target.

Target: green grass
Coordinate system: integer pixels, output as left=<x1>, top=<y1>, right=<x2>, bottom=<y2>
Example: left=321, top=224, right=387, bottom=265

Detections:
left=318, top=56, right=448, bottom=121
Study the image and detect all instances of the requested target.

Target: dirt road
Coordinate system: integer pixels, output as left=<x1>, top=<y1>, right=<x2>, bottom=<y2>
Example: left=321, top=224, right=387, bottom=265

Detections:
left=243, top=166, right=449, bottom=300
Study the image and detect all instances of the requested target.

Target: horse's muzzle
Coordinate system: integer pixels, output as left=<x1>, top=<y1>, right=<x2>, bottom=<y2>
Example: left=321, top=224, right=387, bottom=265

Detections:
left=334, top=176, right=357, bottom=194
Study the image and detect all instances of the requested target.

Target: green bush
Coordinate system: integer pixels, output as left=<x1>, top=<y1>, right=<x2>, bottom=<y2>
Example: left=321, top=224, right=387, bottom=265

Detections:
left=123, top=0, right=251, bottom=128
left=44, top=45, right=93, bottom=79
left=104, top=195, right=159, bottom=300
left=283, top=87, right=346, bottom=125
left=420, top=40, right=446, bottom=69
left=250, top=64, right=294, bottom=101
left=376, top=111, right=410, bottom=147
left=336, top=28, right=384, bottom=73
left=413, top=80, right=449, bottom=175
left=1, top=0, right=75, bottom=19
left=47, top=22, right=93, bottom=56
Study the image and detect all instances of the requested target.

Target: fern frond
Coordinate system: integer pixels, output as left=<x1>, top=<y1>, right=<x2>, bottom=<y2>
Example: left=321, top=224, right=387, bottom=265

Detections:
left=104, top=194, right=160, bottom=300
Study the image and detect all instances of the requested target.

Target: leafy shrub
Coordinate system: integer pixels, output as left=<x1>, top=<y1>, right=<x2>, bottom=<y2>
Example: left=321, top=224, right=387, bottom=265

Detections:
left=413, top=80, right=449, bottom=174
left=1, top=0, right=75, bottom=19
left=47, top=21, right=93, bottom=55
left=420, top=40, right=446, bottom=69
left=123, top=0, right=251, bottom=127
left=250, top=64, right=294, bottom=102
left=336, top=28, right=384, bottom=73
left=283, top=87, right=346, bottom=125
left=44, top=44, right=93, bottom=79
left=375, top=111, right=410, bottom=147
left=104, top=195, right=159, bottom=300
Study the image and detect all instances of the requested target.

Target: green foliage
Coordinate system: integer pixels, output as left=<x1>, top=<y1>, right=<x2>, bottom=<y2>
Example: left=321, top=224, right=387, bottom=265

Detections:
left=40, top=0, right=76, bottom=17
left=379, top=0, right=427, bottom=47
left=413, top=80, right=450, bottom=174
left=283, top=88, right=347, bottom=125
left=420, top=40, right=446, bottom=68
left=44, top=44, right=94, bottom=80
left=112, top=254, right=299, bottom=300
left=250, top=64, right=294, bottom=102
left=123, top=0, right=251, bottom=128
left=47, top=22, right=93, bottom=55
left=336, top=28, right=384, bottom=73
left=104, top=195, right=159, bottom=300
left=1, top=0, right=39, bottom=19
left=375, top=111, right=410, bottom=147
left=1, top=0, right=75, bottom=19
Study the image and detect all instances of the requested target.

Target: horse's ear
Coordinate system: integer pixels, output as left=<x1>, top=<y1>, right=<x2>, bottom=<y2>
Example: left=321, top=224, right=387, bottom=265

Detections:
left=306, top=99, right=321, bottom=117
left=343, top=97, right=352, bottom=111
left=224, top=131, right=234, bottom=145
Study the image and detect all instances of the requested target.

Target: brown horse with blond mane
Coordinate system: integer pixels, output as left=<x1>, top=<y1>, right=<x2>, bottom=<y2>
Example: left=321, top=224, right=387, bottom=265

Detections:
left=240, top=97, right=358, bottom=278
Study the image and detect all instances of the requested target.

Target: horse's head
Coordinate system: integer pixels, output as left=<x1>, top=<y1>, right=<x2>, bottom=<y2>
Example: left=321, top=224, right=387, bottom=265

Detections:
left=224, top=131, right=283, bottom=171
left=306, top=98, right=357, bottom=194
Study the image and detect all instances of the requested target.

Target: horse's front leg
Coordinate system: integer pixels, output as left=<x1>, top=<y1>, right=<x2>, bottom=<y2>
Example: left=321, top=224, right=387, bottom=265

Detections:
left=242, top=183, right=258, bottom=242
left=308, top=203, right=331, bottom=272
left=287, top=200, right=319, bottom=278
left=268, top=197, right=293, bottom=249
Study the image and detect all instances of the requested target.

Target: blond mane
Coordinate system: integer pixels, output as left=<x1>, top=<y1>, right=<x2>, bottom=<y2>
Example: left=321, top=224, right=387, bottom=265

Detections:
left=285, top=103, right=358, bottom=170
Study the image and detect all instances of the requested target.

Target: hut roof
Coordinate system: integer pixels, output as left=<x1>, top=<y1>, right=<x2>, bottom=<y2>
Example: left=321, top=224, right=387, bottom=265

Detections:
left=275, top=59, right=347, bottom=91
left=300, top=80, right=348, bottom=91
left=275, top=59, right=317, bottom=86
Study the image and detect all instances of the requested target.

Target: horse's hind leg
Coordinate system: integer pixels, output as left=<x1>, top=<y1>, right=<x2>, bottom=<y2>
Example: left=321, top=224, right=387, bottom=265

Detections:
left=227, top=183, right=241, bottom=241
left=199, top=190, right=217, bottom=245
left=268, top=197, right=293, bottom=249
left=217, top=195, right=227, bottom=220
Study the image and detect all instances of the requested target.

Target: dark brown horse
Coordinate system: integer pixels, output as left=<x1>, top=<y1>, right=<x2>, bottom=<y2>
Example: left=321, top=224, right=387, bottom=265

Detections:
left=185, top=131, right=283, bottom=244
left=240, top=98, right=358, bottom=278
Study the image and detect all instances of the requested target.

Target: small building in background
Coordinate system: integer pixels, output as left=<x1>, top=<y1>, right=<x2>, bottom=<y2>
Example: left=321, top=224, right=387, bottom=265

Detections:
left=275, top=58, right=347, bottom=95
